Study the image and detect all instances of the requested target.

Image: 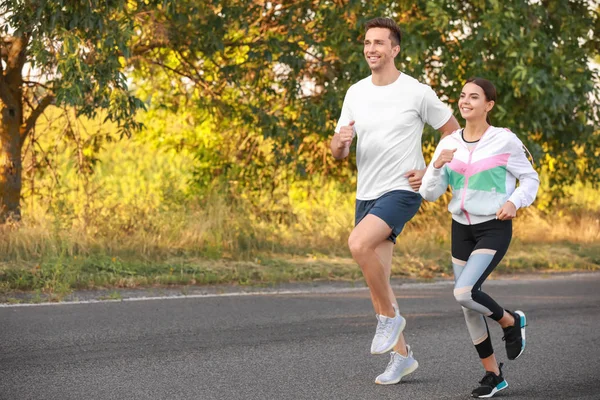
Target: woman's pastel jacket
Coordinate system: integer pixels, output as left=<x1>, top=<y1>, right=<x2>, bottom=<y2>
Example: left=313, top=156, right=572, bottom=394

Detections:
left=419, top=127, right=540, bottom=225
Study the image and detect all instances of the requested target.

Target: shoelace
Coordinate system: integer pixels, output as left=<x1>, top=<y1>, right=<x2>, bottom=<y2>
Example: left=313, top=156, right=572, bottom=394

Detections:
left=383, top=356, right=397, bottom=373
left=375, top=316, right=392, bottom=337
left=384, top=353, right=405, bottom=373
left=479, top=363, right=504, bottom=386
left=502, top=323, right=528, bottom=342
left=479, top=371, right=497, bottom=387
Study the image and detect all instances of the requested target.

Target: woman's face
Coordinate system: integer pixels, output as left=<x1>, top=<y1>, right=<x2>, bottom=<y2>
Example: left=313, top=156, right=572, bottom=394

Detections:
left=459, top=82, right=494, bottom=122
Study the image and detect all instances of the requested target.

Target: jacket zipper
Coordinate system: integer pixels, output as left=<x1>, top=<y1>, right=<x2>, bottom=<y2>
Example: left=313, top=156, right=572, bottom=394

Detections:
left=458, top=127, right=493, bottom=225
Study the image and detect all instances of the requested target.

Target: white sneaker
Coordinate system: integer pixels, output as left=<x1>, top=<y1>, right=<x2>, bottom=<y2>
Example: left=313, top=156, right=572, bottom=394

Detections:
left=370, top=306, right=406, bottom=355
left=375, top=345, right=419, bottom=385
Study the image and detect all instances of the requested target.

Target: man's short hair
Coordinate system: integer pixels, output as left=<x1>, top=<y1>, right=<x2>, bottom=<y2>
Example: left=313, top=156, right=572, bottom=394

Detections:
left=365, top=17, right=402, bottom=47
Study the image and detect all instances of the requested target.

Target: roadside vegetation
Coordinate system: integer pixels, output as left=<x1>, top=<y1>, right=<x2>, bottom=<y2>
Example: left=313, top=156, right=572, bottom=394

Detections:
left=0, top=2, right=598, bottom=302
left=0, top=108, right=598, bottom=302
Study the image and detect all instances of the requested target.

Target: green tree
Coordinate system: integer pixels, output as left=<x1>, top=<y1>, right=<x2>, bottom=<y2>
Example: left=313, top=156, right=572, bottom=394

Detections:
left=0, top=0, right=146, bottom=221
left=130, top=0, right=390, bottom=204
left=133, top=0, right=599, bottom=199
left=410, top=0, right=600, bottom=190
left=4, top=0, right=597, bottom=222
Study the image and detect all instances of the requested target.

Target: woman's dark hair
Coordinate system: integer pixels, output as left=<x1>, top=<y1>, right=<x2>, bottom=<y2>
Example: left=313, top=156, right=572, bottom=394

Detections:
left=466, top=77, right=497, bottom=124
left=365, top=17, right=402, bottom=47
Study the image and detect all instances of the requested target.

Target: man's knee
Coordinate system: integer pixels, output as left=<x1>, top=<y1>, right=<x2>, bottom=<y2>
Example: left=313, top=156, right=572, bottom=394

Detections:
left=348, top=234, right=369, bottom=258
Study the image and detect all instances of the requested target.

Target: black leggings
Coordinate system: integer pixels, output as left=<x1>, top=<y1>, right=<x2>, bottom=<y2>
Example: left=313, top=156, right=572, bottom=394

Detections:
left=451, top=219, right=512, bottom=359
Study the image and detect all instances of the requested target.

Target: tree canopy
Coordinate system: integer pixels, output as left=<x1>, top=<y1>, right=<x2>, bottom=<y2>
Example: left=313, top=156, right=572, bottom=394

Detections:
left=133, top=0, right=600, bottom=191
left=1, top=0, right=599, bottom=220
left=1, top=0, right=147, bottom=134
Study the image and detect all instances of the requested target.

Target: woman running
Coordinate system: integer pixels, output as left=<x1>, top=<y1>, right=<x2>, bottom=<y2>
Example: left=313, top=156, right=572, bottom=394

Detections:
left=419, top=77, right=539, bottom=398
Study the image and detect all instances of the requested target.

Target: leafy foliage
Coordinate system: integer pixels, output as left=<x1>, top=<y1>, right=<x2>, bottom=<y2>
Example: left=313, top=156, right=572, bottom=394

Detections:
left=129, top=0, right=599, bottom=198
left=1, top=0, right=148, bottom=136
left=2, top=0, right=599, bottom=224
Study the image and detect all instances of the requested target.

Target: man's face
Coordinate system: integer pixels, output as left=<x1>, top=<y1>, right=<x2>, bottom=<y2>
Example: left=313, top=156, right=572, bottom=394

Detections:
left=363, top=27, right=399, bottom=71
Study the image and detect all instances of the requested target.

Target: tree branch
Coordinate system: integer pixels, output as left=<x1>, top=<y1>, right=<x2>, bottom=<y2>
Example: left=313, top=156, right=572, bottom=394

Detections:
left=174, top=50, right=204, bottom=81
left=147, top=59, right=218, bottom=96
left=22, top=80, right=53, bottom=91
left=131, top=39, right=170, bottom=57
left=0, top=35, right=14, bottom=65
left=5, top=34, right=28, bottom=85
left=20, top=94, right=54, bottom=146
left=148, top=59, right=193, bottom=80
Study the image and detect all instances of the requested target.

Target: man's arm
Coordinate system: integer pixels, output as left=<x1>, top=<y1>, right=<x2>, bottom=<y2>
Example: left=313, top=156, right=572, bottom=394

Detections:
left=438, top=115, right=460, bottom=138
left=330, top=133, right=350, bottom=160
left=330, top=121, right=355, bottom=160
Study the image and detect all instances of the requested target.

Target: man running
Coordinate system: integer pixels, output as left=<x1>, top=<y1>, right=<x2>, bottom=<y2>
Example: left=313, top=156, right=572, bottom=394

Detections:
left=330, top=17, right=459, bottom=384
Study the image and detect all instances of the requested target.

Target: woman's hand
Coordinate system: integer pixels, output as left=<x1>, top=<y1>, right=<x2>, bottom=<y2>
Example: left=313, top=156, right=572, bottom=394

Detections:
left=496, top=201, right=517, bottom=220
left=433, top=148, right=457, bottom=169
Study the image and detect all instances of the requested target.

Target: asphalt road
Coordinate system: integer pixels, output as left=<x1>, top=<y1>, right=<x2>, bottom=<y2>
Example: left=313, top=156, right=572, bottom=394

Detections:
left=1, top=273, right=599, bottom=400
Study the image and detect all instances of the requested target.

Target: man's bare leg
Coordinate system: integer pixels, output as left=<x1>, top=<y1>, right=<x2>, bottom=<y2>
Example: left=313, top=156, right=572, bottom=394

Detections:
left=348, top=214, right=396, bottom=318
left=375, top=240, right=409, bottom=357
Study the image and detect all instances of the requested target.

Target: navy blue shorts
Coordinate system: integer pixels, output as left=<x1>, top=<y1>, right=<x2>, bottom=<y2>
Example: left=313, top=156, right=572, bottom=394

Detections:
left=355, top=190, right=422, bottom=244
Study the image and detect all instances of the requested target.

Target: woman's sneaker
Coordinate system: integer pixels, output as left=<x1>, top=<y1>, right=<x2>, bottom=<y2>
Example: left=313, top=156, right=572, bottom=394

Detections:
left=374, top=345, right=419, bottom=385
left=502, top=310, right=527, bottom=360
left=471, top=363, right=508, bottom=398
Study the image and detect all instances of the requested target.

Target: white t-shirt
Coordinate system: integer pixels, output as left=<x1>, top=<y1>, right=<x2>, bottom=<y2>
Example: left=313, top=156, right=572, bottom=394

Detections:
left=335, top=73, right=452, bottom=200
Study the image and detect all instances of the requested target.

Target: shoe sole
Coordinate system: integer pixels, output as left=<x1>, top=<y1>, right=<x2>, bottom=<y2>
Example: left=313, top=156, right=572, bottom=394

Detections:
left=473, top=380, right=508, bottom=398
left=375, top=360, right=419, bottom=385
left=371, top=317, right=406, bottom=355
left=512, top=310, right=526, bottom=360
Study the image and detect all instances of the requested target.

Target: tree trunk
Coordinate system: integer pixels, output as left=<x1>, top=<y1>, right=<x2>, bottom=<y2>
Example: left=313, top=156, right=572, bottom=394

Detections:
left=0, top=34, right=27, bottom=223
left=0, top=99, right=23, bottom=222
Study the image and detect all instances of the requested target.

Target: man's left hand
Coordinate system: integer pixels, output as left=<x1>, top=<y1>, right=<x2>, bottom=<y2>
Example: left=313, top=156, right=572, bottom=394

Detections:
left=405, top=169, right=426, bottom=191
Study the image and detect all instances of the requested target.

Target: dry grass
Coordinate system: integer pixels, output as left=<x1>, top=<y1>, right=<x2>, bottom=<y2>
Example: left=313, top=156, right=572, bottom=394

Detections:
left=1, top=191, right=598, bottom=303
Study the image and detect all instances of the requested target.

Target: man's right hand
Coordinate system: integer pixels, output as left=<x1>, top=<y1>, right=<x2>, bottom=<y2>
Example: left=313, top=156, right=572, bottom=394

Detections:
left=337, top=121, right=355, bottom=149
left=433, top=148, right=457, bottom=169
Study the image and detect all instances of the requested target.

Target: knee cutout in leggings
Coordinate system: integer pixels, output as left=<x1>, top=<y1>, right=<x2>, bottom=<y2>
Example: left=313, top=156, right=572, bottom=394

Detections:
left=471, top=248, right=497, bottom=256
left=452, top=257, right=467, bottom=266
left=453, top=251, right=498, bottom=315
left=453, top=286, right=472, bottom=296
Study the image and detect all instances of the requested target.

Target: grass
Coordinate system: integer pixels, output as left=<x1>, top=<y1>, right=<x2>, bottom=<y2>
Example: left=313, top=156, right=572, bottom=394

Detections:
left=3, top=112, right=597, bottom=302
left=0, top=202, right=598, bottom=302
